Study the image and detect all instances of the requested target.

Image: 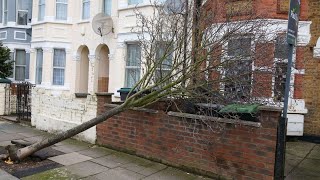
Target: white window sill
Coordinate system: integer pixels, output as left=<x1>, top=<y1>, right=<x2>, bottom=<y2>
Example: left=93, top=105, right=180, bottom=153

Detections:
left=0, top=24, right=31, bottom=29
left=119, top=3, right=153, bottom=11
left=34, top=84, right=70, bottom=91
left=76, top=20, right=90, bottom=24
left=31, top=21, right=73, bottom=26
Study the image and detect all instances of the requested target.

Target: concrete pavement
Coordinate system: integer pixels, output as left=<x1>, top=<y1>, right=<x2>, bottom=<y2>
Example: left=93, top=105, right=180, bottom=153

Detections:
left=0, top=120, right=211, bottom=180
left=285, top=140, right=320, bottom=180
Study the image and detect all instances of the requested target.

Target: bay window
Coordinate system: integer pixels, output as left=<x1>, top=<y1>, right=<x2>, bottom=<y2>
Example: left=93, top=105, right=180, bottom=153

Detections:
left=125, top=44, right=141, bottom=88
left=274, top=34, right=288, bottom=101
left=225, top=36, right=252, bottom=101
left=53, top=49, right=66, bottom=85
left=103, top=0, right=111, bottom=16
left=3, top=0, right=7, bottom=25
left=56, top=0, right=68, bottom=20
left=128, top=0, right=143, bottom=5
left=155, top=42, right=173, bottom=84
left=82, top=0, right=90, bottom=19
left=36, top=49, right=43, bottom=84
left=38, top=0, right=45, bottom=21
left=15, top=50, right=27, bottom=81
left=17, top=0, right=29, bottom=25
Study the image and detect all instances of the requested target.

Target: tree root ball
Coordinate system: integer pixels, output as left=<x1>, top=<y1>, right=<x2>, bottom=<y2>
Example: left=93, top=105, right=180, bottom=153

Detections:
left=5, top=145, right=20, bottom=162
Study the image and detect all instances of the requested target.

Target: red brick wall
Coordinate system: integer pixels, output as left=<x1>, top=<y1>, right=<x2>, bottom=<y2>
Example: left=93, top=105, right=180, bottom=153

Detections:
left=301, top=0, right=320, bottom=136
left=97, top=102, right=281, bottom=179
left=203, top=0, right=308, bottom=23
left=96, top=94, right=112, bottom=116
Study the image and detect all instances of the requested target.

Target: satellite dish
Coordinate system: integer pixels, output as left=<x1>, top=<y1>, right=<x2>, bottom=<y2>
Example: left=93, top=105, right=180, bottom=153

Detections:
left=164, top=0, right=185, bottom=14
left=92, top=13, right=114, bottom=37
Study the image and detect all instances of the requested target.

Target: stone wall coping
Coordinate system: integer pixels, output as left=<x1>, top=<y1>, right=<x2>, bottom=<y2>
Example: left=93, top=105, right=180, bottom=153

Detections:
left=167, top=111, right=262, bottom=128
left=75, top=93, right=90, bottom=98
left=104, top=103, right=159, bottom=114
left=95, top=92, right=114, bottom=96
left=258, top=106, right=283, bottom=112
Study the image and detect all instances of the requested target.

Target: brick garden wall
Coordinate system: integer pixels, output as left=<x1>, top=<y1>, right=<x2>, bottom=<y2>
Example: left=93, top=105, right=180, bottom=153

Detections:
left=96, top=99, right=282, bottom=179
left=301, top=0, right=320, bottom=136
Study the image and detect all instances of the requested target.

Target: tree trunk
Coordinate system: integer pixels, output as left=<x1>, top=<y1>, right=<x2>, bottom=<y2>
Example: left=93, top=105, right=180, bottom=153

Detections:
left=6, top=104, right=126, bottom=161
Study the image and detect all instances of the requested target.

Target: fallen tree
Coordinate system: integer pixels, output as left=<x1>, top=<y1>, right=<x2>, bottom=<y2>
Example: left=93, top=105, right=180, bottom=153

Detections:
left=1, top=0, right=283, bottom=162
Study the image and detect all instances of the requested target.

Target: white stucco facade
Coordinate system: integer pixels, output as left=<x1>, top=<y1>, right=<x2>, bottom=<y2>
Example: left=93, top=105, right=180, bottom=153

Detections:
left=29, top=0, right=158, bottom=143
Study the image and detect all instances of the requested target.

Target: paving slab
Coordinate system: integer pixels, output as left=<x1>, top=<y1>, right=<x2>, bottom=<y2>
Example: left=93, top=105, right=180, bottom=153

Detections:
left=90, top=156, right=125, bottom=168
left=285, top=141, right=320, bottom=180
left=64, top=161, right=109, bottom=177
left=52, top=143, right=91, bottom=153
left=285, top=153, right=303, bottom=176
left=307, top=145, right=320, bottom=160
left=0, top=125, right=34, bottom=134
left=23, top=135, right=49, bottom=144
left=86, top=167, right=145, bottom=180
left=286, top=141, right=316, bottom=158
left=142, top=167, right=203, bottom=180
left=296, top=158, right=320, bottom=175
left=18, top=131, right=44, bottom=138
left=0, top=133, right=25, bottom=142
left=21, top=167, right=80, bottom=180
left=285, top=160, right=320, bottom=180
left=49, top=152, right=92, bottom=166
left=138, top=163, right=167, bottom=176
left=32, top=147, right=65, bottom=160
left=120, top=158, right=165, bottom=175
left=93, top=153, right=137, bottom=166
left=77, top=146, right=114, bottom=158
left=0, top=169, right=19, bottom=180
left=55, top=138, right=92, bottom=147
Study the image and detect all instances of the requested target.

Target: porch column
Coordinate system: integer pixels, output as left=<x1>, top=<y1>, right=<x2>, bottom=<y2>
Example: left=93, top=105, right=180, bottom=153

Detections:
left=88, top=54, right=99, bottom=94
left=28, top=49, right=36, bottom=84
left=25, top=49, right=31, bottom=82
left=41, top=48, right=54, bottom=87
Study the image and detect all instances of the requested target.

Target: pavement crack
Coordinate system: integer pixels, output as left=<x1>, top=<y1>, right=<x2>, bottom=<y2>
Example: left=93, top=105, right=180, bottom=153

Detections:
left=286, top=144, right=317, bottom=177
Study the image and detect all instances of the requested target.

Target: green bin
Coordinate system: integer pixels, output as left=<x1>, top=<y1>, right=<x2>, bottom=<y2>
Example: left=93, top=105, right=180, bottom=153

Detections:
left=117, top=88, right=136, bottom=101
left=0, top=78, right=12, bottom=84
left=219, top=104, right=260, bottom=122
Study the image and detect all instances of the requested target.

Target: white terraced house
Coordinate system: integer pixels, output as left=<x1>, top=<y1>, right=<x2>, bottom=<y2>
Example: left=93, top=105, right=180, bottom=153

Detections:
left=28, top=0, right=168, bottom=143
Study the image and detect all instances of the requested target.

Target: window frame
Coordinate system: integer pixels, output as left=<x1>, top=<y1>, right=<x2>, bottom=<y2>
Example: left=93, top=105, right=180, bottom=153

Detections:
left=125, top=43, right=141, bottom=88
left=273, top=34, right=289, bottom=101
left=103, top=0, right=111, bottom=16
left=52, top=49, right=66, bottom=86
left=16, top=0, right=29, bottom=25
left=222, top=35, right=254, bottom=101
left=128, top=0, right=143, bottom=6
left=38, top=0, right=45, bottom=21
left=14, top=49, right=27, bottom=81
left=35, top=49, right=43, bottom=84
left=0, top=0, right=3, bottom=23
left=55, top=0, right=68, bottom=21
left=154, top=41, right=173, bottom=84
left=82, top=0, right=90, bottom=20
left=3, top=0, right=7, bottom=25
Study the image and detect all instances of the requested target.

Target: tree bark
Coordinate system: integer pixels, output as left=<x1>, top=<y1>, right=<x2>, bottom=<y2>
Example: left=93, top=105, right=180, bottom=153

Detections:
left=6, top=104, right=126, bottom=161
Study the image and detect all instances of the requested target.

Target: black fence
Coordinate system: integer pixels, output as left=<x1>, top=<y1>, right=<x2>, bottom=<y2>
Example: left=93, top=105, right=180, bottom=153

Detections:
left=15, top=82, right=34, bottom=122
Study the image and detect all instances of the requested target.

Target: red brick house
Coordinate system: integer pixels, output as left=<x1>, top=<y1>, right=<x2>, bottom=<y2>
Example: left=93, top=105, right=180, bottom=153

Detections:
left=202, top=0, right=314, bottom=136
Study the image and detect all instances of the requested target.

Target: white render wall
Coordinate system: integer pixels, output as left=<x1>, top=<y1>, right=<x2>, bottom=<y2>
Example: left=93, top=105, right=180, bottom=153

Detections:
left=0, top=84, right=16, bottom=116
left=0, top=84, right=6, bottom=115
left=31, top=88, right=98, bottom=143
left=29, top=0, right=158, bottom=143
